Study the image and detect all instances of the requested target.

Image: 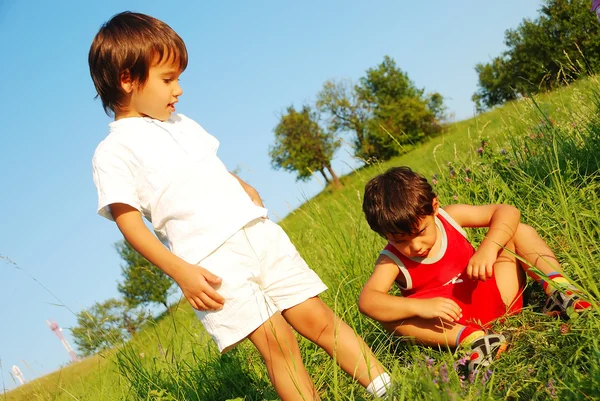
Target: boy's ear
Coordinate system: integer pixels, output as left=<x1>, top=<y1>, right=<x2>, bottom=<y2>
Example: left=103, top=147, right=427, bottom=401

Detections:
left=120, top=70, right=134, bottom=93
left=432, top=197, right=439, bottom=216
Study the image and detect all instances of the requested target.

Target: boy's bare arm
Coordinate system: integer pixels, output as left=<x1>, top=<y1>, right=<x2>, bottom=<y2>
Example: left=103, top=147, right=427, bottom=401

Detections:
left=444, top=203, right=521, bottom=280
left=358, top=258, right=462, bottom=323
left=110, top=203, right=225, bottom=311
left=230, top=172, right=265, bottom=208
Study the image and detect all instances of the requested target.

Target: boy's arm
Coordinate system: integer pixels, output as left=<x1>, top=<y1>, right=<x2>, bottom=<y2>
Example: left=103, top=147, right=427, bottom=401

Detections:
left=358, top=256, right=462, bottom=323
left=110, top=203, right=225, bottom=311
left=443, top=203, right=521, bottom=281
left=230, top=172, right=265, bottom=208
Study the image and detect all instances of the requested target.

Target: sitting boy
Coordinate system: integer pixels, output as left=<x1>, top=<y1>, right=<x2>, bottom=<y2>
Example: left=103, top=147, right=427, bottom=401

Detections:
left=358, top=166, right=591, bottom=372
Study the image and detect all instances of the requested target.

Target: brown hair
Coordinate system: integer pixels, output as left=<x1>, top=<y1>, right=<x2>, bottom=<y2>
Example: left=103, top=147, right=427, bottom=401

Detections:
left=362, top=166, right=436, bottom=237
left=88, top=11, right=188, bottom=115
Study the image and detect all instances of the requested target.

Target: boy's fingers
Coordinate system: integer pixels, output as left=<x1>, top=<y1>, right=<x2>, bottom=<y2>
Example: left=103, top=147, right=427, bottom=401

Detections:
left=187, top=297, right=199, bottom=310
left=477, top=265, right=487, bottom=281
left=199, top=267, right=222, bottom=284
left=202, top=285, right=225, bottom=304
left=199, top=292, right=223, bottom=311
left=193, top=297, right=208, bottom=311
left=466, top=264, right=474, bottom=278
left=486, top=264, right=493, bottom=278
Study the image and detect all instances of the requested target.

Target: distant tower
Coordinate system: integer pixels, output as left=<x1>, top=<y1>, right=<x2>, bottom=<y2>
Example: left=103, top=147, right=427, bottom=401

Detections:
left=11, top=365, right=25, bottom=385
left=47, top=319, right=79, bottom=362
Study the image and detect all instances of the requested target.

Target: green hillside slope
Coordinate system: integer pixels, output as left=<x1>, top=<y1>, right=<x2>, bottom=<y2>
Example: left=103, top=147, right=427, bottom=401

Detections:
left=4, top=76, right=600, bottom=401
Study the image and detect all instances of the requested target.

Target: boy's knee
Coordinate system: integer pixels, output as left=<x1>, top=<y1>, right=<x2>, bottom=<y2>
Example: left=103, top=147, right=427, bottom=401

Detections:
left=516, top=223, right=537, bottom=238
left=306, top=312, right=335, bottom=342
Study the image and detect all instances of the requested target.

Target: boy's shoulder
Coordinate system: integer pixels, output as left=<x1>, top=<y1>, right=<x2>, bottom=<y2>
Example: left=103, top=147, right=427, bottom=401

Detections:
left=438, top=207, right=468, bottom=238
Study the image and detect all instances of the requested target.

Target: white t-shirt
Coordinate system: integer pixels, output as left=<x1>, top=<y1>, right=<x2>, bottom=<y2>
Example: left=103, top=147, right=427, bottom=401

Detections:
left=92, top=113, right=268, bottom=264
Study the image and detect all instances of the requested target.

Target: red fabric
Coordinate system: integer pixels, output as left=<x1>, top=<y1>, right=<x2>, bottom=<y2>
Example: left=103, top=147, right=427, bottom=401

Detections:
left=382, top=213, right=523, bottom=327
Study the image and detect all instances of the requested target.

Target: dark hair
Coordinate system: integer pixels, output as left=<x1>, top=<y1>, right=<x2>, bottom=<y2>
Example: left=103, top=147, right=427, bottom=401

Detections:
left=362, top=166, right=436, bottom=237
left=88, top=11, right=188, bottom=115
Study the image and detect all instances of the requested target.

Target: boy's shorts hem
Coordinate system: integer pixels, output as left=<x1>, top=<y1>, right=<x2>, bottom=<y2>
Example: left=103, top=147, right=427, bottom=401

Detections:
left=209, top=281, right=328, bottom=353
left=193, top=218, right=328, bottom=353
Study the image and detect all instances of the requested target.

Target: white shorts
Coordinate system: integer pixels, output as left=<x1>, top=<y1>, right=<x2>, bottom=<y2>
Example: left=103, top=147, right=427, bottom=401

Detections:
left=194, top=218, right=328, bottom=353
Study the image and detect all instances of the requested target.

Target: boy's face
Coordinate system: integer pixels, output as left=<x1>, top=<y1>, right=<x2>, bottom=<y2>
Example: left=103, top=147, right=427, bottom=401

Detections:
left=385, top=198, right=439, bottom=259
left=119, top=55, right=183, bottom=121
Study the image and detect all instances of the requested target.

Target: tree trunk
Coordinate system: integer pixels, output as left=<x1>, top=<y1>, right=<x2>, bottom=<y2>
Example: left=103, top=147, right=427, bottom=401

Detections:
left=319, top=169, right=331, bottom=185
left=325, top=164, right=343, bottom=189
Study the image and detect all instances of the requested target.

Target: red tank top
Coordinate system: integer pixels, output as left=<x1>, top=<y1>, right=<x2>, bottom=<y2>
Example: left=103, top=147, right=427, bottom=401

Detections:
left=380, top=209, right=523, bottom=326
left=381, top=210, right=475, bottom=297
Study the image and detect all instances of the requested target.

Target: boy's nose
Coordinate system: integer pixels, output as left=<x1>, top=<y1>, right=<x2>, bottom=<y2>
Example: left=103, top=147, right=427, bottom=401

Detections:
left=174, top=82, right=183, bottom=96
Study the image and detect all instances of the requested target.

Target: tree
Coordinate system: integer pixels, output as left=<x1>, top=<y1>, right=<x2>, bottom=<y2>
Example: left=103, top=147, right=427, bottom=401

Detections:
left=71, top=298, right=148, bottom=356
left=355, top=56, right=444, bottom=160
left=473, top=0, right=600, bottom=111
left=116, top=240, right=174, bottom=310
left=269, top=105, right=342, bottom=188
left=316, top=79, right=372, bottom=160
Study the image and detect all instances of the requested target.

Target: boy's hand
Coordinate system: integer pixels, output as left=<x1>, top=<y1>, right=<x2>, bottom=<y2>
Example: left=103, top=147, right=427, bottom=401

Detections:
left=416, top=297, right=463, bottom=322
left=467, top=250, right=496, bottom=281
left=174, top=264, right=225, bottom=311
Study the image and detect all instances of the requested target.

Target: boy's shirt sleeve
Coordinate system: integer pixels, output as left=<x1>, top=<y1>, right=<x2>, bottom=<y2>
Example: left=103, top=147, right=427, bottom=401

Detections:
left=92, top=147, right=141, bottom=221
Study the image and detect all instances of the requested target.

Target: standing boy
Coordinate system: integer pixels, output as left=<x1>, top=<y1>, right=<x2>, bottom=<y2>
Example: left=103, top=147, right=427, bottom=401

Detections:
left=89, top=11, right=390, bottom=400
left=359, top=166, right=591, bottom=373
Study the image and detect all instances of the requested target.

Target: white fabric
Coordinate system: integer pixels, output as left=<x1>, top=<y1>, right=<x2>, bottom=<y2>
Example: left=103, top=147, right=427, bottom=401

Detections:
left=365, top=372, right=391, bottom=397
left=195, top=218, right=328, bottom=353
left=92, top=113, right=267, bottom=264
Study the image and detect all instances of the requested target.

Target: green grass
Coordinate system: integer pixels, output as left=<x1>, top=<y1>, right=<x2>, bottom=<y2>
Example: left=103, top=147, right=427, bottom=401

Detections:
left=4, top=76, right=600, bottom=400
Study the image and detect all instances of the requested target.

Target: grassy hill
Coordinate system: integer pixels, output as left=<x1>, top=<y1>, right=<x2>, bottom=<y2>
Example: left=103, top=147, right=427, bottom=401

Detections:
left=4, top=76, right=600, bottom=400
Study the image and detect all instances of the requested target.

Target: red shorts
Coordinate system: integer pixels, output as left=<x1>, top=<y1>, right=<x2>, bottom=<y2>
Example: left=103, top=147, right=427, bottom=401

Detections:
left=407, top=274, right=523, bottom=327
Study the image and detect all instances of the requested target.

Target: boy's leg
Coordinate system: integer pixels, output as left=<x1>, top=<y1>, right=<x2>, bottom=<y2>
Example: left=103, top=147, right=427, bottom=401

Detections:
left=282, top=296, right=389, bottom=391
left=491, top=239, right=525, bottom=307
left=248, top=312, right=320, bottom=401
left=512, top=223, right=563, bottom=282
left=509, top=223, right=591, bottom=312
left=382, top=316, right=465, bottom=348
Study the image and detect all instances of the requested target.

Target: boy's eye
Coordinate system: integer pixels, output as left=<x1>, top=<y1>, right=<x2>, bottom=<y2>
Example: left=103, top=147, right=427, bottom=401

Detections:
left=163, top=79, right=172, bottom=83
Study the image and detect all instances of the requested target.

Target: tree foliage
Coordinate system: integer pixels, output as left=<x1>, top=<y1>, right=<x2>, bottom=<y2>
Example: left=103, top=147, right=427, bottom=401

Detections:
left=315, top=57, right=444, bottom=162
left=269, top=105, right=342, bottom=187
left=355, top=55, right=444, bottom=160
left=71, top=298, right=148, bottom=356
left=116, top=240, right=173, bottom=310
left=473, top=0, right=600, bottom=111
left=316, top=79, right=371, bottom=160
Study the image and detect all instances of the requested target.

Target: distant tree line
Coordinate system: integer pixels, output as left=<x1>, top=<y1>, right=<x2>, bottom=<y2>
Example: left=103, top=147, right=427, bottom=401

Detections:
left=72, top=241, right=173, bottom=356
left=270, top=56, right=446, bottom=187
left=473, top=0, right=600, bottom=111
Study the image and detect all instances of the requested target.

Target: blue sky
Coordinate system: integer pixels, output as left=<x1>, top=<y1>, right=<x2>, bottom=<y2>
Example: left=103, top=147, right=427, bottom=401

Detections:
left=0, top=0, right=544, bottom=389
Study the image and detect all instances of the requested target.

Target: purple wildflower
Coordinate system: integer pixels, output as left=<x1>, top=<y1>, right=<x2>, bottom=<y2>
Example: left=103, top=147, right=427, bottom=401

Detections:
left=500, top=148, right=507, bottom=155
left=464, top=168, right=471, bottom=174
left=547, top=379, right=556, bottom=397
left=432, top=178, right=438, bottom=185
left=481, top=369, right=492, bottom=385
left=425, top=356, right=435, bottom=369
left=440, top=362, right=449, bottom=383
left=453, top=195, right=459, bottom=201
left=464, top=177, right=471, bottom=183
left=477, top=147, right=484, bottom=155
